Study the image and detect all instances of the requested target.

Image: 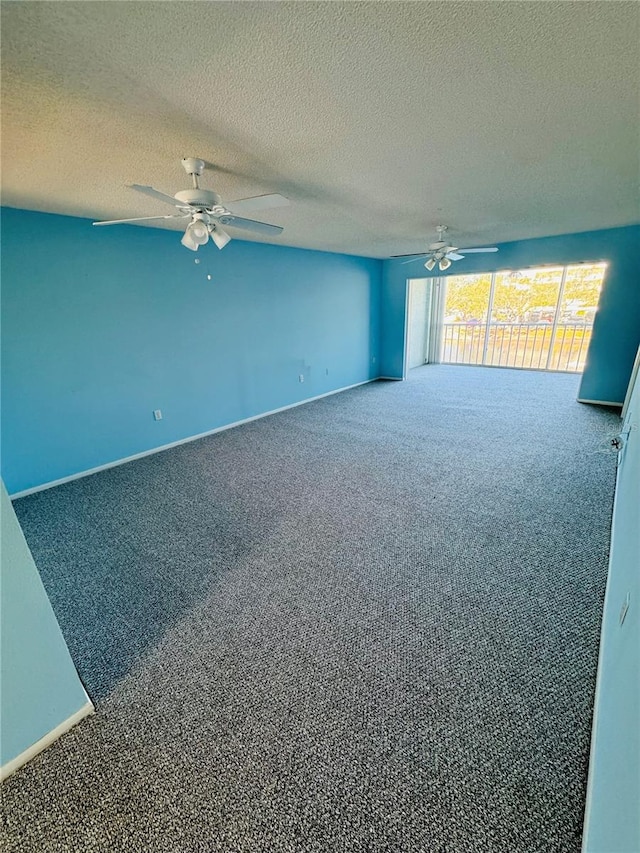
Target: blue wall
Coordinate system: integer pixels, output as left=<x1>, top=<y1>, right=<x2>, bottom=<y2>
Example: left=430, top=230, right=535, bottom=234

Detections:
left=582, top=363, right=640, bottom=852
left=1, top=208, right=382, bottom=494
left=0, top=480, right=91, bottom=769
left=380, top=264, right=409, bottom=379
left=381, top=226, right=640, bottom=400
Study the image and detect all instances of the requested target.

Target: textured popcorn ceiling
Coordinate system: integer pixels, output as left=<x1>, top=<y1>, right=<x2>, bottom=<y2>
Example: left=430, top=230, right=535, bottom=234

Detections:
left=1, top=1, right=639, bottom=257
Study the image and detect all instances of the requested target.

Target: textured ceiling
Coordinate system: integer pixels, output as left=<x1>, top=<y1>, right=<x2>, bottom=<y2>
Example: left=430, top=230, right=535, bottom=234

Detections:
left=1, top=1, right=639, bottom=257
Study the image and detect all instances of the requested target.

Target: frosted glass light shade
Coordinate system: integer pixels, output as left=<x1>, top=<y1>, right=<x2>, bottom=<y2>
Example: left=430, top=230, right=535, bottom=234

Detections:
left=181, top=220, right=209, bottom=251
left=210, top=225, right=231, bottom=250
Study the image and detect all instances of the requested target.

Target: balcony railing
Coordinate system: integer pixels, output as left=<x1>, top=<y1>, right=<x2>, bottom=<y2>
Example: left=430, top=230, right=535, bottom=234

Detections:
left=441, top=323, right=593, bottom=373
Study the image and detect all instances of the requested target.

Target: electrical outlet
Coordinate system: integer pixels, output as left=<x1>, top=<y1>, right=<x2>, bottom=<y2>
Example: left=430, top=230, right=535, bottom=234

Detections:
left=299, top=374, right=304, bottom=383
left=153, top=409, right=163, bottom=421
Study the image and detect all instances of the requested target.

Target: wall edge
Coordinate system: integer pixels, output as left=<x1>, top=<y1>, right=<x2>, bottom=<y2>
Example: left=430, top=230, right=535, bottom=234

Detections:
left=1, top=700, right=94, bottom=782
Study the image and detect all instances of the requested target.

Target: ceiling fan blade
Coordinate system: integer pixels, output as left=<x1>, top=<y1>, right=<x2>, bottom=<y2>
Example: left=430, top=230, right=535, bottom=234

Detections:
left=456, top=247, right=499, bottom=253
left=400, top=255, right=430, bottom=265
left=127, top=184, right=184, bottom=208
left=93, top=214, right=189, bottom=226
left=429, top=241, right=448, bottom=251
left=226, top=193, right=289, bottom=215
left=217, top=215, right=283, bottom=236
left=446, top=252, right=465, bottom=261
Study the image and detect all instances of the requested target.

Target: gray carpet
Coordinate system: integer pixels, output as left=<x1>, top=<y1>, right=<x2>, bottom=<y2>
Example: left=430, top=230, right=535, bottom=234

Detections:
left=1, top=366, right=620, bottom=852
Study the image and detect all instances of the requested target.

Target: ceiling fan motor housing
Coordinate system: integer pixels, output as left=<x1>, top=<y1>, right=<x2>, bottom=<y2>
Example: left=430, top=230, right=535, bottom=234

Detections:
left=174, top=189, right=223, bottom=209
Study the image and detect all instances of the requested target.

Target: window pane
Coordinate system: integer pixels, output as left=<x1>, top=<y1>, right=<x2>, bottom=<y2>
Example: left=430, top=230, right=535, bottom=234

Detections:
left=490, top=267, right=563, bottom=323
left=487, top=268, right=563, bottom=368
left=550, top=263, right=606, bottom=371
left=442, top=274, right=492, bottom=365
left=444, top=274, right=492, bottom=323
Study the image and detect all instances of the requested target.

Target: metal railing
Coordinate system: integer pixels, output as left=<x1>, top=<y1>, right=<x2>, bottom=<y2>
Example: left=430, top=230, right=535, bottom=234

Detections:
left=441, top=323, right=593, bottom=373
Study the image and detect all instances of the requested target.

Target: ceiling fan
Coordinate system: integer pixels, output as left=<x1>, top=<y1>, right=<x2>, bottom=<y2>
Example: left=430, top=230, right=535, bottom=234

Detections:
left=393, top=225, right=498, bottom=271
left=93, top=157, right=289, bottom=251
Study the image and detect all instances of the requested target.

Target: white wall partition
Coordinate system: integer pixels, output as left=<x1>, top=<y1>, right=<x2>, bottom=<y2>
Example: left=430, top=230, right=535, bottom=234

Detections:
left=582, top=366, right=640, bottom=852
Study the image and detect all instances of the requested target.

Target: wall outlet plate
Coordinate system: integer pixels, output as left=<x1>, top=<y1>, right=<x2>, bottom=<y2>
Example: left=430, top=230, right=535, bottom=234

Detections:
left=153, top=409, right=163, bottom=421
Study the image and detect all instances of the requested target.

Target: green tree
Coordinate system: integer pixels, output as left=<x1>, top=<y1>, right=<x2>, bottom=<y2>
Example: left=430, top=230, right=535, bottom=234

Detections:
left=444, top=264, right=605, bottom=324
left=444, top=274, right=491, bottom=321
left=492, top=270, right=562, bottom=322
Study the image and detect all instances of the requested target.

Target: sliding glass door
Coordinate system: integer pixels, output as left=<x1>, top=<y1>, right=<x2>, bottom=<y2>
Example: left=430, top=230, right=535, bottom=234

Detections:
left=440, top=263, right=606, bottom=373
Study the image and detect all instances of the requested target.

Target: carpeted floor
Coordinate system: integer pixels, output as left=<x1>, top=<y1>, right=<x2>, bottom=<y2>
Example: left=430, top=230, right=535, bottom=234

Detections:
left=1, top=366, right=620, bottom=852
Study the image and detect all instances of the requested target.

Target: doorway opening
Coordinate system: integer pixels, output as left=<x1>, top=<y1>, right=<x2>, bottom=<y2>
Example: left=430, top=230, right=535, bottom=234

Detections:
left=406, top=278, right=434, bottom=371
left=437, top=263, right=606, bottom=373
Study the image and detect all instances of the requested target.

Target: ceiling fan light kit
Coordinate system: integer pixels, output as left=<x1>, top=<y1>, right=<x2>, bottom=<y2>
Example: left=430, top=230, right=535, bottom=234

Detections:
left=93, top=157, right=288, bottom=252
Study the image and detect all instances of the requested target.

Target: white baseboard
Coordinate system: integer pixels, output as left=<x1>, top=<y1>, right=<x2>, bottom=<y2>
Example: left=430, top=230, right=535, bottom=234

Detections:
left=10, top=379, right=377, bottom=499
left=378, top=375, right=403, bottom=380
left=577, top=398, right=623, bottom=408
left=0, top=700, right=94, bottom=782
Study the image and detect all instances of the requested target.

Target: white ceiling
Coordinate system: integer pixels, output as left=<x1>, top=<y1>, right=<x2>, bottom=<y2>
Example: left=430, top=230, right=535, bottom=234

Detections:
left=2, top=1, right=639, bottom=258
